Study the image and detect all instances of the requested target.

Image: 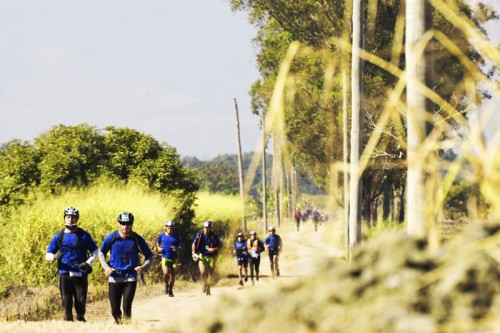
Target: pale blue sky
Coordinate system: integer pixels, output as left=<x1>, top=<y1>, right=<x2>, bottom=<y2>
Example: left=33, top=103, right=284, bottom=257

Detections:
left=0, top=1, right=498, bottom=159
left=0, top=0, right=261, bottom=159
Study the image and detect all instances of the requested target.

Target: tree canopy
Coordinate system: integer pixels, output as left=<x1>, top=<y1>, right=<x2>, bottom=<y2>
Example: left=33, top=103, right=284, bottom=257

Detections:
left=0, top=124, right=199, bottom=220
left=230, top=0, right=498, bottom=222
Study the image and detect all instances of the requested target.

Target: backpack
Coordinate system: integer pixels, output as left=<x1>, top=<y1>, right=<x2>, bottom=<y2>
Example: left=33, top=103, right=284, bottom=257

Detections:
left=193, top=230, right=218, bottom=253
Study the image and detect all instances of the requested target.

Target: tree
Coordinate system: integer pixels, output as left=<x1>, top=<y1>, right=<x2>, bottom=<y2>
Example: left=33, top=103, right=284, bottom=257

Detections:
left=0, top=124, right=199, bottom=223
left=103, top=126, right=161, bottom=180
left=0, top=139, right=40, bottom=208
left=230, top=0, right=498, bottom=225
left=34, top=124, right=106, bottom=193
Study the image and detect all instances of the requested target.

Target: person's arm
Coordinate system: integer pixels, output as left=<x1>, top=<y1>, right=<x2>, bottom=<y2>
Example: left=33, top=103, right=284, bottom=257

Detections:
left=211, top=234, right=222, bottom=254
left=156, top=235, right=163, bottom=254
left=87, top=249, right=99, bottom=265
left=98, top=235, right=115, bottom=276
left=137, top=236, right=154, bottom=271
left=84, top=233, right=99, bottom=265
left=98, top=250, right=115, bottom=276
left=46, top=233, right=60, bottom=262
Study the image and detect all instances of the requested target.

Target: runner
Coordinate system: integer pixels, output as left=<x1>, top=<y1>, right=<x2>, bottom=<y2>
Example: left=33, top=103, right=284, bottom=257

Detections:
left=98, top=211, right=153, bottom=324
left=46, top=207, right=98, bottom=322
left=294, top=207, right=302, bottom=231
left=246, top=230, right=265, bottom=285
left=156, top=220, right=181, bottom=297
left=264, top=226, right=283, bottom=279
left=233, top=232, right=248, bottom=286
left=191, top=220, right=221, bottom=296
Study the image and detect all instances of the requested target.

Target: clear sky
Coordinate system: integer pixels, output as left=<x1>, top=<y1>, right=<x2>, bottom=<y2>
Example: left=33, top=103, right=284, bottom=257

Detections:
left=0, top=1, right=498, bottom=160
left=0, top=0, right=261, bottom=160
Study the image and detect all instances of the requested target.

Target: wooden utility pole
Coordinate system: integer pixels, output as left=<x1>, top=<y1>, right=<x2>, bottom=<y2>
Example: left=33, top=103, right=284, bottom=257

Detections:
left=406, top=0, right=433, bottom=238
left=349, top=0, right=365, bottom=255
left=262, top=114, right=268, bottom=232
left=273, top=141, right=282, bottom=228
left=234, top=98, right=246, bottom=232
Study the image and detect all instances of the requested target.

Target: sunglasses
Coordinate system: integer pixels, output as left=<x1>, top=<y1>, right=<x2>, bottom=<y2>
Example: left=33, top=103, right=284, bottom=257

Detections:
left=119, top=222, right=133, bottom=226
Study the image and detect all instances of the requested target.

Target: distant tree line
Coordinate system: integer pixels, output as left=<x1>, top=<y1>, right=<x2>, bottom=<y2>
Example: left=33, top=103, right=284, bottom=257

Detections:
left=182, top=152, right=324, bottom=196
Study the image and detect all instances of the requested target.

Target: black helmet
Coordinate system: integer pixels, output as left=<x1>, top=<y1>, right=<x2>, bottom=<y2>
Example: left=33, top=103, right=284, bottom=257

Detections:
left=64, top=207, right=80, bottom=217
left=165, top=220, right=175, bottom=227
left=203, top=220, right=212, bottom=228
left=117, top=211, right=134, bottom=224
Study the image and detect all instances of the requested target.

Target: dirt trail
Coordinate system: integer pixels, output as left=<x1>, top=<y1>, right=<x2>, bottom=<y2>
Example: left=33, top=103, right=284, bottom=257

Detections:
left=2, top=220, right=344, bottom=332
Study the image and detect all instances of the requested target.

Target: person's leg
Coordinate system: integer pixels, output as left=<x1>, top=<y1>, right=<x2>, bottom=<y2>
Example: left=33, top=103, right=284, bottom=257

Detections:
left=255, top=257, right=261, bottom=281
left=167, top=263, right=175, bottom=296
left=237, top=259, right=243, bottom=285
left=59, top=274, right=74, bottom=321
left=121, top=281, right=137, bottom=320
left=275, top=254, right=280, bottom=276
left=161, top=259, right=169, bottom=294
left=199, top=261, right=208, bottom=293
left=205, top=259, right=214, bottom=295
left=243, top=260, right=248, bottom=281
left=249, top=259, right=255, bottom=284
left=73, top=275, right=88, bottom=321
left=269, top=253, right=275, bottom=278
left=109, top=282, right=124, bottom=324
left=237, top=261, right=243, bottom=285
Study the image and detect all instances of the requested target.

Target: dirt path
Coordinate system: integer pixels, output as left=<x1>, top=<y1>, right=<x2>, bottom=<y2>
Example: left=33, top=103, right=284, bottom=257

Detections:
left=2, top=220, right=344, bottom=332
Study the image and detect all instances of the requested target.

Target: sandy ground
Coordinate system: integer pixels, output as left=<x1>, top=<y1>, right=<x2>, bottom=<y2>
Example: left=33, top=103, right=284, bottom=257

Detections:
left=1, top=219, right=343, bottom=333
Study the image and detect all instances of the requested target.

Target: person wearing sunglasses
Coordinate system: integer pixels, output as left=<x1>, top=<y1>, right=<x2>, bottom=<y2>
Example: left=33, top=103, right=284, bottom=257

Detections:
left=98, top=211, right=153, bottom=324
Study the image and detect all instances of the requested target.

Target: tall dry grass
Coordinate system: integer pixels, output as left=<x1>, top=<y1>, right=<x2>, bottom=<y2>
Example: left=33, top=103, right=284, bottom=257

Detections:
left=0, top=186, right=247, bottom=320
left=0, top=183, right=182, bottom=289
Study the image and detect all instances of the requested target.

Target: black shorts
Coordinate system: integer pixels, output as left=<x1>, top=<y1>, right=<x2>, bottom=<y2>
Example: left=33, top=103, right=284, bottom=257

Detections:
left=268, top=249, right=279, bottom=258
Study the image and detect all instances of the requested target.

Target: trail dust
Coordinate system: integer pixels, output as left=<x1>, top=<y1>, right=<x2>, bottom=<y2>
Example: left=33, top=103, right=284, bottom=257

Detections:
left=1, top=219, right=343, bottom=333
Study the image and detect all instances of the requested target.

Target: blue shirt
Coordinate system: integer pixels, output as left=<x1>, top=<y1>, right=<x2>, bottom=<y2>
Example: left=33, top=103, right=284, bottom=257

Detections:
left=100, top=231, right=153, bottom=278
left=265, top=234, right=282, bottom=251
left=47, top=228, right=98, bottom=275
left=192, top=230, right=221, bottom=256
left=156, top=232, right=182, bottom=259
left=233, top=240, right=247, bottom=259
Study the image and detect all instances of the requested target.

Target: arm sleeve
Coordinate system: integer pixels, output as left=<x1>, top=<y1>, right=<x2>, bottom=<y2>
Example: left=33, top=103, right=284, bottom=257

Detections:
left=98, top=250, right=110, bottom=271
left=86, top=249, right=99, bottom=265
left=138, top=236, right=154, bottom=270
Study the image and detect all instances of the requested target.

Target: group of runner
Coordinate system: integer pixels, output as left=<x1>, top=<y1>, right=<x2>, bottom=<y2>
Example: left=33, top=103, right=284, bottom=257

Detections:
left=46, top=207, right=284, bottom=324
left=233, top=227, right=283, bottom=285
left=45, top=207, right=225, bottom=324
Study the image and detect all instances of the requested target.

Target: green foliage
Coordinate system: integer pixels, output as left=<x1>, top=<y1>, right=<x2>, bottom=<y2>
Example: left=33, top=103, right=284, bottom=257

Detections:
left=230, top=0, right=498, bottom=222
left=0, top=124, right=199, bottom=219
left=187, top=152, right=324, bottom=207
left=102, top=126, right=161, bottom=180
left=34, top=124, right=106, bottom=193
left=0, top=139, right=40, bottom=211
left=363, top=220, right=405, bottom=240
